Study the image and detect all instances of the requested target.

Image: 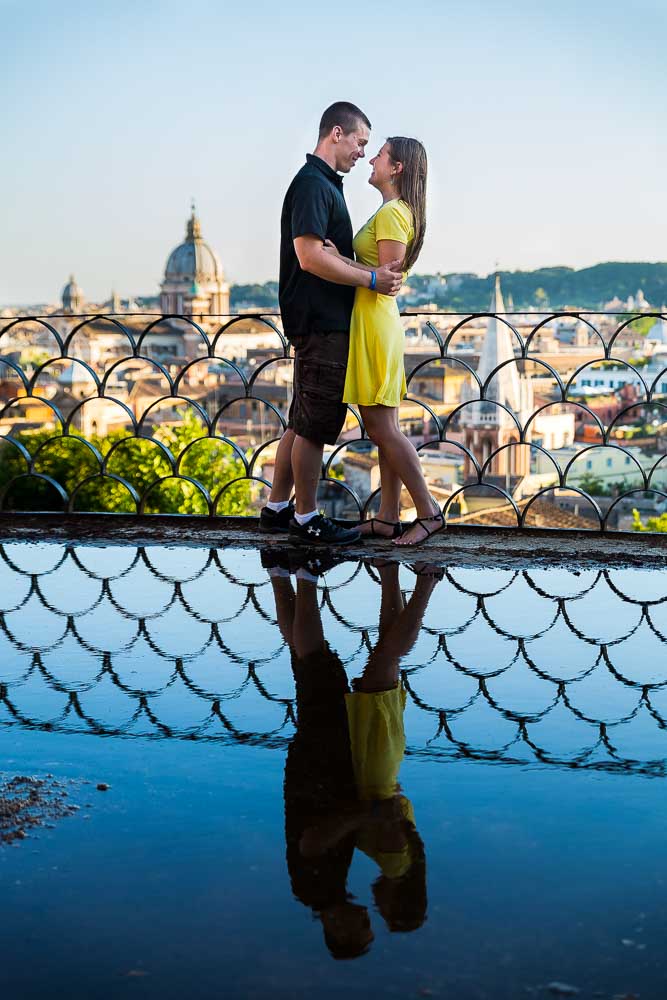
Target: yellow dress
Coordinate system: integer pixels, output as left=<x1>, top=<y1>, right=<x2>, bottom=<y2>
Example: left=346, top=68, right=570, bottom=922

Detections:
left=343, top=199, right=414, bottom=408
left=345, top=683, right=416, bottom=879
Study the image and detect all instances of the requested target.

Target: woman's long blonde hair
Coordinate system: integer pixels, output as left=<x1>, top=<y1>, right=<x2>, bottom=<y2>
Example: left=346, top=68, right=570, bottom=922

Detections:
left=387, top=136, right=427, bottom=272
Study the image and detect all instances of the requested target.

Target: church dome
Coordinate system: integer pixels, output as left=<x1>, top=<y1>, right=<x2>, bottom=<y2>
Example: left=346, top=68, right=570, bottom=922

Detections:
left=62, top=274, right=85, bottom=313
left=164, top=205, right=224, bottom=283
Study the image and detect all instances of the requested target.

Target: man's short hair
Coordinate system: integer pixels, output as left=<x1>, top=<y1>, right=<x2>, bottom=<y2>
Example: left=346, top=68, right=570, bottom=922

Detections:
left=318, top=102, right=371, bottom=140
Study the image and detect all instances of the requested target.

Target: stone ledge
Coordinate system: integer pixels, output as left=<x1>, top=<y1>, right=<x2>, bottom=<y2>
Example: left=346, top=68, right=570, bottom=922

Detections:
left=1, top=512, right=666, bottom=569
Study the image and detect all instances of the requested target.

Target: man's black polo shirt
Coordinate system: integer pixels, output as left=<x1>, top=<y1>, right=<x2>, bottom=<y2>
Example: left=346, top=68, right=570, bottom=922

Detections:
left=279, top=154, right=355, bottom=340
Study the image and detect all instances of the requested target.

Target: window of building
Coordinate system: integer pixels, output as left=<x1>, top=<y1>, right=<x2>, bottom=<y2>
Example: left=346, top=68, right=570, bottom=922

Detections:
left=606, top=458, right=612, bottom=468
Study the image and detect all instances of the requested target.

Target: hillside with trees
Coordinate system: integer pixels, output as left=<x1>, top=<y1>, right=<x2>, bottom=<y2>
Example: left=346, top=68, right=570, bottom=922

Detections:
left=230, top=281, right=279, bottom=310
left=403, top=262, right=667, bottom=311
left=227, top=264, right=667, bottom=313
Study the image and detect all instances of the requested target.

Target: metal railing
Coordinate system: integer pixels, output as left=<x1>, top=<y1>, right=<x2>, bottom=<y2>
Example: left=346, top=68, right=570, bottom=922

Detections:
left=1, top=542, right=666, bottom=775
left=1, top=310, right=666, bottom=530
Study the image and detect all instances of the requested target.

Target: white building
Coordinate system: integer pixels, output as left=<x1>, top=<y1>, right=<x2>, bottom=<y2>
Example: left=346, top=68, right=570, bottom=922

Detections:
left=570, top=358, right=667, bottom=396
left=533, top=444, right=665, bottom=489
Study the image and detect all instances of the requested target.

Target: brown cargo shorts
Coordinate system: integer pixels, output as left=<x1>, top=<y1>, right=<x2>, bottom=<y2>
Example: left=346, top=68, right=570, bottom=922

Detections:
left=287, top=331, right=349, bottom=446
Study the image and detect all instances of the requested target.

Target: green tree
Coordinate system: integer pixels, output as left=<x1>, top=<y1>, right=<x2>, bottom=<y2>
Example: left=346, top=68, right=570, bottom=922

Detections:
left=616, top=315, right=658, bottom=339
left=0, top=417, right=254, bottom=515
left=577, top=473, right=607, bottom=496
left=229, top=282, right=279, bottom=309
left=632, top=508, right=667, bottom=532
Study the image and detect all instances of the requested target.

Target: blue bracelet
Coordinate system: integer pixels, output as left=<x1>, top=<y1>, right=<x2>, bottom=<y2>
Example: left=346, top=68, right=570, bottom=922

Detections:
left=369, top=270, right=377, bottom=291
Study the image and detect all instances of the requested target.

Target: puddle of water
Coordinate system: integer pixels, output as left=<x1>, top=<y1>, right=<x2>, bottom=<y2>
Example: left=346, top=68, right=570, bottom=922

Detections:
left=1, top=540, right=666, bottom=999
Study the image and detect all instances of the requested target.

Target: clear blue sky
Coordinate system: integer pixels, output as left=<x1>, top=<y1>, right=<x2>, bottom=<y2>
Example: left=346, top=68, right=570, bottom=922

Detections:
left=1, top=0, right=665, bottom=305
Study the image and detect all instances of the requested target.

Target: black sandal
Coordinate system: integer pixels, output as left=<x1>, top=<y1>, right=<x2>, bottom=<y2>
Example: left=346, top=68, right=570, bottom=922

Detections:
left=408, top=561, right=445, bottom=580
left=394, top=511, right=445, bottom=548
left=357, top=517, right=403, bottom=539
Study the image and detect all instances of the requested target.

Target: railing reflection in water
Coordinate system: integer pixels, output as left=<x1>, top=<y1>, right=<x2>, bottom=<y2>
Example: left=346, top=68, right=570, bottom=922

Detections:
left=2, top=541, right=667, bottom=775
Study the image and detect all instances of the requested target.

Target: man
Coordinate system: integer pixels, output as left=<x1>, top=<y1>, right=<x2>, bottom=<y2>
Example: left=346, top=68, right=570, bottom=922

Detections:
left=263, top=547, right=374, bottom=959
left=260, top=101, right=403, bottom=546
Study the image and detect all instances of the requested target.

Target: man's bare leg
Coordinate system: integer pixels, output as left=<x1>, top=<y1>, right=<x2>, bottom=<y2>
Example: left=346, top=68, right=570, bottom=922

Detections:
left=269, top=428, right=296, bottom=504
left=269, top=574, right=296, bottom=649
left=291, top=434, right=323, bottom=515
left=293, top=576, right=325, bottom=660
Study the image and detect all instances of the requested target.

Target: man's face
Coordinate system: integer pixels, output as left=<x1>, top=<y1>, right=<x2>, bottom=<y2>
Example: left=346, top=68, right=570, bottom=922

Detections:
left=334, top=123, right=370, bottom=174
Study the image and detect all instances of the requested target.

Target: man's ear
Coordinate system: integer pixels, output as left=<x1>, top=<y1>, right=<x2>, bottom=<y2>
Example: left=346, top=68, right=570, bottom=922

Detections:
left=332, top=125, right=342, bottom=143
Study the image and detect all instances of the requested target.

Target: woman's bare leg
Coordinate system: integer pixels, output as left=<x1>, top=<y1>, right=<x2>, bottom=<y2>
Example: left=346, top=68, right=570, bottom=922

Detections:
left=378, top=446, right=402, bottom=516
left=361, top=405, right=435, bottom=522
left=357, top=406, right=411, bottom=538
left=377, top=561, right=404, bottom=643
left=358, top=565, right=439, bottom=691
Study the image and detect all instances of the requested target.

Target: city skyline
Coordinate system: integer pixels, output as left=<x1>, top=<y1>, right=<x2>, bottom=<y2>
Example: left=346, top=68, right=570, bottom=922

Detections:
left=2, top=0, right=666, bottom=305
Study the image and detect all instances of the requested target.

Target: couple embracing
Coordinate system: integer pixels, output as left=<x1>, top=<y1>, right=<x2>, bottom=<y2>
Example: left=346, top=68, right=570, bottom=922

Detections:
left=260, top=101, right=443, bottom=549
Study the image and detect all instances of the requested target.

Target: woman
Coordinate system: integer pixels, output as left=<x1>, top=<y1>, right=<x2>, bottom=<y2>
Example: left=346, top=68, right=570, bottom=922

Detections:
left=296, top=557, right=435, bottom=946
left=343, top=559, right=432, bottom=932
left=325, top=136, right=443, bottom=547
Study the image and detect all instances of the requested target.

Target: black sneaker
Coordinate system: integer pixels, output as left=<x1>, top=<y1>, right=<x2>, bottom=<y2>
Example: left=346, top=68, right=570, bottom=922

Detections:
left=259, top=502, right=295, bottom=534
left=260, top=547, right=291, bottom=572
left=261, top=546, right=341, bottom=576
left=293, top=550, right=342, bottom=577
left=288, top=513, right=361, bottom=547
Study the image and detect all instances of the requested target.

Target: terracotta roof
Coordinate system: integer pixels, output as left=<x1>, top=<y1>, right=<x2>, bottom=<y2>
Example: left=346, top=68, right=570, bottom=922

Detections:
left=449, top=496, right=599, bottom=529
left=343, top=452, right=376, bottom=470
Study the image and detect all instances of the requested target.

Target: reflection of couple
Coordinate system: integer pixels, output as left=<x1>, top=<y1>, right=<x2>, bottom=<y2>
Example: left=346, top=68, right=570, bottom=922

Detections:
left=264, top=550, right=440, bottom=958
left=260, top=101, right=444, bottom=550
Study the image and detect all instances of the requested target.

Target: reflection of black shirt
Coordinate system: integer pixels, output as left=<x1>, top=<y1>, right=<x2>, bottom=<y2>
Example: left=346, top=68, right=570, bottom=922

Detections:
left=284, top=642, right=356, bottom=912
left=279, top=155, right=355, bottom=340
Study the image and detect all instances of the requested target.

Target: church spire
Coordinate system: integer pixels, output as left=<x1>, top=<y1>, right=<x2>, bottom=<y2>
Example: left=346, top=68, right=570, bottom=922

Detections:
left=490, top=272, right=505, bottom=313
left=461, top=273, right=523, bottom=428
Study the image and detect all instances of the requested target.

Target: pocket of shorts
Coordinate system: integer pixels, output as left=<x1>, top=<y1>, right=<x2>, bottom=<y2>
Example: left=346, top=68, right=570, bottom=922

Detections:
left=298, top=360, right=346, bottom=401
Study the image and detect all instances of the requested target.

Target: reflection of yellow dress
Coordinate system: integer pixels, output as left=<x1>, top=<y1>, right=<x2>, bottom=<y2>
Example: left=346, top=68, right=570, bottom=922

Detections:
left=345, top=684, right=415, bottom=878
left=343, top=199, right=414, bottom=408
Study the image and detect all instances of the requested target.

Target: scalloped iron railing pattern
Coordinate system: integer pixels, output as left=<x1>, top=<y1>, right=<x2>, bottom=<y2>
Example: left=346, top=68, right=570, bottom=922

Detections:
left=2, top=542, right=667, bottom=775
left=1, top=311, right=667, bottom=529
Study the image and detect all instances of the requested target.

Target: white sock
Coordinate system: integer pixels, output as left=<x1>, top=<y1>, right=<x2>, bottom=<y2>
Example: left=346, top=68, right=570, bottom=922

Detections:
left=294, top=509, right=319, bottom=526
left=296, top=567, right=319, bottom=583
left=266, top=500, right=290, bottom=513
left=266, top=566, right=291, bottom=579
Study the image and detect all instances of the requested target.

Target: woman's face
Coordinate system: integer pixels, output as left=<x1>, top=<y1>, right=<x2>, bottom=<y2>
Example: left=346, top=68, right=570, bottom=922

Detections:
left=369, top=143, right=397, bottom=189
